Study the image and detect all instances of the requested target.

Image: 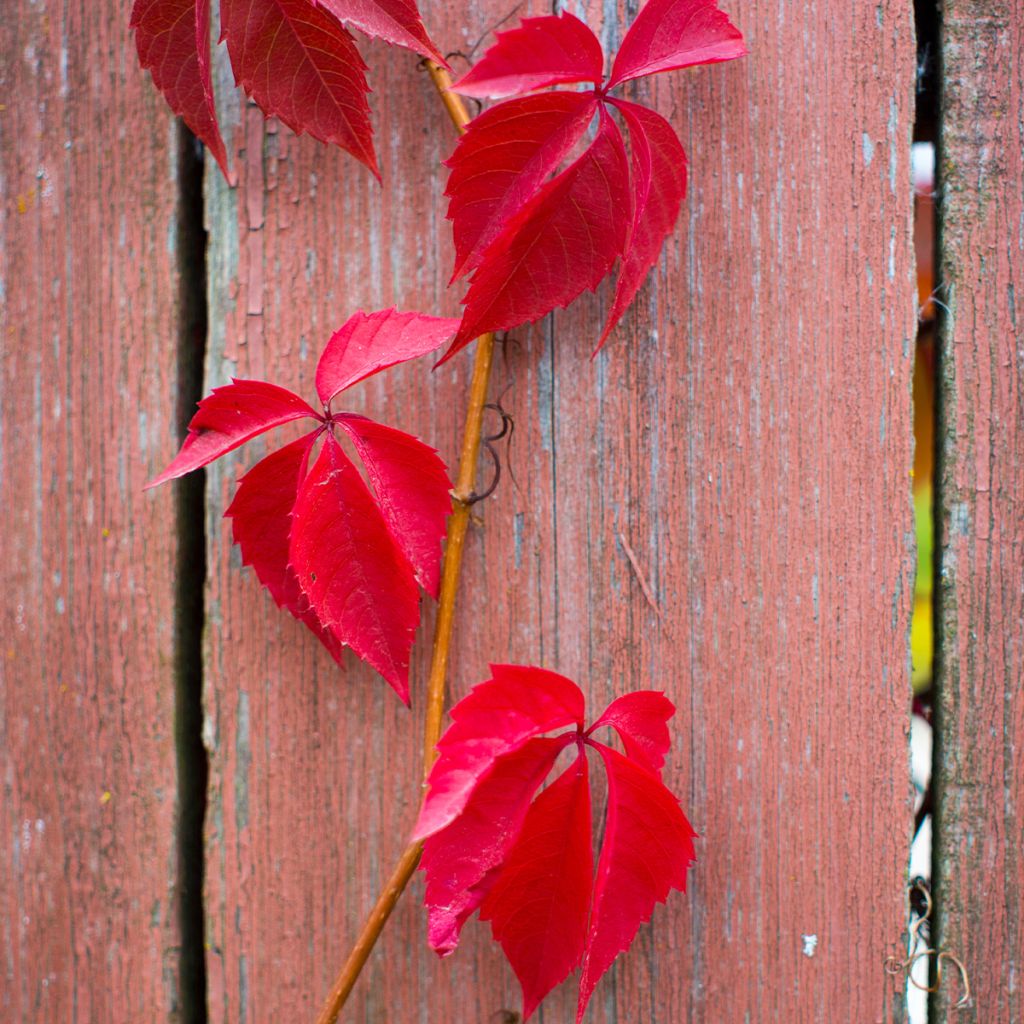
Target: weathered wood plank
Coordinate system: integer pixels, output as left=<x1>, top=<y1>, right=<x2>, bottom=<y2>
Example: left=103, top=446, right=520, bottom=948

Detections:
left=202, top=0, right=917, bottom=1019
left=0, top=4, right=186, bottom=1020
left=936, top=1, right=1024, bottom=1017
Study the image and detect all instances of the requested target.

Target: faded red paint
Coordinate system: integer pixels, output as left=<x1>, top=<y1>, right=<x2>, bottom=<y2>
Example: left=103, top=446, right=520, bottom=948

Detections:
left=201, top=3, right=917, bottom=1023
left=936, top=1, right=1024, bottom=1018
left=0, top=3, right=184, bottom=1021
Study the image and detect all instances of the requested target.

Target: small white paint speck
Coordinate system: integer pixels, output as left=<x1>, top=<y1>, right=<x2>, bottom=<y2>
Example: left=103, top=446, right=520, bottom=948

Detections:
left=802, top=934, right=818, bottom=957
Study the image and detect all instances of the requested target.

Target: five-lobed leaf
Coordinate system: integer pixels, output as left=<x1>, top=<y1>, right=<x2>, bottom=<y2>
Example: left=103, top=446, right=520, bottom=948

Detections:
left=443, top=0, right=745, bottom=359
left=416, top=666, right=697, bottom=1021
left=148, top=310, right=456, bottom=699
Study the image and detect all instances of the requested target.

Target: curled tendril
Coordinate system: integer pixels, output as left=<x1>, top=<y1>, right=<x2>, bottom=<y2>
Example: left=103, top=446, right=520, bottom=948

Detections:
left=883, top=879, right=971, bottom=1011
left=467, top=400, right=514, bottom=504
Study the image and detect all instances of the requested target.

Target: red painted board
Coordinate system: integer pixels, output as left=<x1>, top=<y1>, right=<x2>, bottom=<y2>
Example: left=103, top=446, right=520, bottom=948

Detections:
left=936, top=1, right=1024, bottom=1018
left=0, top=4, right=186, bottom=1021
left=201, top=0, right=917, bottom=1020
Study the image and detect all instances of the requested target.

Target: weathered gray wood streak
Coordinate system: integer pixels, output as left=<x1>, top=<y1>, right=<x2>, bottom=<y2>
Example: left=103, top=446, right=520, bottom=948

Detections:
left=936, top=0, right=1024, bottom=1018
left=202, top=1, right=917, bottom=1020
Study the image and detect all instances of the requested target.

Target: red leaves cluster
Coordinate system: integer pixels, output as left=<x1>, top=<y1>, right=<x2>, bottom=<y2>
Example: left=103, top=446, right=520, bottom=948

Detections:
left=440, top=0, right=747, bottom=360
left=133, top=0, right=745, bottom=354
left=415, top=665, right=697, bottom=1021
left=148, top=309, right=459, bottom=701
left=130, top=0, right=447, bottom=179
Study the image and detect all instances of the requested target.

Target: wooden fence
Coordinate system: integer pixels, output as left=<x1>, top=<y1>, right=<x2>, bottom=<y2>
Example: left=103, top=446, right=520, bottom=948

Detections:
left=1, top=0, right=1020, bottom=1020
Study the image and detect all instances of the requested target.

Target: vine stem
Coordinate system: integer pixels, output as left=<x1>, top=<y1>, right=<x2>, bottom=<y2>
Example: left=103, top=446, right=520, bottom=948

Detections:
left=313, top=63, right=495, bottom=1024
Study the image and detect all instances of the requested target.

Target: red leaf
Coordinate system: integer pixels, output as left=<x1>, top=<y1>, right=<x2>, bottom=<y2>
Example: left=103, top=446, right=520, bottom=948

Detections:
left=597, top=100, right=688, bottom=349
left=452, top=13, right=604, bottom=99
left=480, top=752, right=594, bottom=1019
left=607, top=0, right=747, bottom=89
left=577, top=742, right=697, bottom=1022
left=421, top=736, right=570, bottom=954
left=445, top=92, right=599, bottom=282
left=225, top=430, right=343, bottom=662
left=220, top=0, right=378, bottom=175
left=443, top=109, right=631, bottom=362
left=441, top=5, right=746, bottom=355
left=335, top=415, right=451, bottom=597
left=131, top=0, right=232, bottom=181
left=147, top=379, right=319, bottom=488
left=148, top=313, right=452, bottom=695
left=413, top=665, right=586, bottom=839
left=418, top=667, right=696, bottom=1020
left=586, top=690, right=674, bottom=774
left=315, top=309, right=460, bottom=407
left=289, top=434, right=421, bottom=702
left=314, top=0, right=446, bottom=64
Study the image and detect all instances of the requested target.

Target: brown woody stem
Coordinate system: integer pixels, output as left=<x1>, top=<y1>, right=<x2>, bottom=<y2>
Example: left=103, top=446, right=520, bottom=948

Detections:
left=313, top=64, right=496, bottom=1024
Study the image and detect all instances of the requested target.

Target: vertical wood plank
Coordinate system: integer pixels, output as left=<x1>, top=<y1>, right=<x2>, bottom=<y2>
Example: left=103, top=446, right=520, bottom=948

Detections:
left=936, top=1, right=1024, bottom=1017
left=202, top=0, right=917, bottom=1019
left=0, top=3, right=185, bottom=1020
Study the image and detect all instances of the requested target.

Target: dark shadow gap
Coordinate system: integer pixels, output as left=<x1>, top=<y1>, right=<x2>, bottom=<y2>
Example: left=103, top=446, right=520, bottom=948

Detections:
left=918, top=0, right=946, bottom=1013
left=914, top=0, right=940, bottom=144
left=174, top=124, right=209, bottom=1024
left=910, top=0, right=941, bottom=1016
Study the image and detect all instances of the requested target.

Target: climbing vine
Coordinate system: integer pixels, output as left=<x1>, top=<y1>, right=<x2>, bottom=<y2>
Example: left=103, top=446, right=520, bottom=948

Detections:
left=135, top=0, right=747, bottom=1018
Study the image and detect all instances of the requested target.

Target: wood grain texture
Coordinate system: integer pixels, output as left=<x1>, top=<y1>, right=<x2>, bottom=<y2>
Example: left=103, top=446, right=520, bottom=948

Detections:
left=201, top=1, right=917, bottom=1021
left=935, top=0, right=1024, bottom=1017
left=0, top=3, right=187, bottom=1021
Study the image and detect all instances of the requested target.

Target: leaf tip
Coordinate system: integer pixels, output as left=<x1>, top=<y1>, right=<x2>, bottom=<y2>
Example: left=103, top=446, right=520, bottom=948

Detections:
left=391, top=677, right=412, bottom=706
left=359, top=147, right=383, bottom=183
left=144, top=464, right=180, bottom=490
left=220, top=157, right=239, bottom=189
left=432, top=337, right=465, bottom=368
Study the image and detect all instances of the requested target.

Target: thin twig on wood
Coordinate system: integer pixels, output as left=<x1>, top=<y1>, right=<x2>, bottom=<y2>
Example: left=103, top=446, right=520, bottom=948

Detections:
left=618, top=531, right=663, bottom=620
